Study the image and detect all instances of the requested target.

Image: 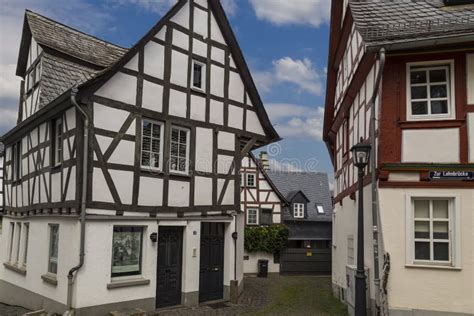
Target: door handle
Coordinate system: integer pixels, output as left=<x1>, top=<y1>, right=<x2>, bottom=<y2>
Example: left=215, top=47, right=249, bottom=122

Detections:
left=212, top=267, right=219, bottom=272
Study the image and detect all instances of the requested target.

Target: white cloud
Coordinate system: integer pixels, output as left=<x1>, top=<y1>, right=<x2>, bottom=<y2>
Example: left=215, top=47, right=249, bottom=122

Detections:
left=266, top=103, right=325, bottom=140
left=107, top=0, right=237, bottom=16
left=249, top=0, right=331, bottom=27
left=254, top=57, right=323, bottom=96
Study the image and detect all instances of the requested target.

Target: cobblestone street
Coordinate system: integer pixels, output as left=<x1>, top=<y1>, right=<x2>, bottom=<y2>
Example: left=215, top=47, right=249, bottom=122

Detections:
left=0, top=275, right=346, bottom=315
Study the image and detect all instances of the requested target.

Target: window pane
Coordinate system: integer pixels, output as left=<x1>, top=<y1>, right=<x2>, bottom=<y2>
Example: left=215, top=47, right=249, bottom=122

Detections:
left=433, top=200, right=449, bottom=218
left=151, top=153, right=160, bottom=168
left=112, top=227, right=142, bottom=276
left=178, top=158, right=186, bottom=172
left=431, top=100, right=448, bottom=114
left=171, top=129, right=179, bottom=142
left=179, top=144, right=187, bottom=158
left=434, top=243, right=449, bottom=261
left=49, top=225, right=59, bottom=274
left=171, top=142, right=179, bottom=156
left=412, top=101, right=428, bottom=115
left=411, top=86, right=427, bottom=99
left=170, top=157, right=178, bottom=171
left=152, top=123, right=161, bottom=138
left=430, top=85, right=447, bottom=98
left=433, top=222, right=449, bottom=240
left=179, top=130, right=187, bottom=143
left=414, top=200, right=429, bottom=218
left=142, top=137, right=151, bottom=151
left=143, top=121, right=152, bottom=137
left=415, top=242, right=430, bottom=260
left=430, top=69, right=447, bottom=83
left=415, top=221, right=430, bottom=239
left=141, top=151, right=150, bottom=166
left=411, top=70, right=427, bottom=84
left=193, top=63, right=202, bottom=88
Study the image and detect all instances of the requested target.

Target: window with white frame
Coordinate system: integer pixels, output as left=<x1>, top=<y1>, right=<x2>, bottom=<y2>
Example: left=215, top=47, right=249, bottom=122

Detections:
left=23, top=223, right=29, bottom=267
left=408, top=63, right=453, bottom=119
left=247, top=208, right=259, bottom=225
left=246, top=173, right=255, bottom=187
left=52, top=118, right=63, bottom=166
left=170, top=126, right=190, bottom=173
left=111, top=226, right=143, bottom=277
left=141, top=119, right=164, bottom=170
left=408, top=198, right=455, bottom=265
left=192, top=60, right=206, bottom=91
left=316, top=205, right=325, bottom=214
left=293, top=203, right=305, bottom=218
left=48, top=224, right=59, bottom=274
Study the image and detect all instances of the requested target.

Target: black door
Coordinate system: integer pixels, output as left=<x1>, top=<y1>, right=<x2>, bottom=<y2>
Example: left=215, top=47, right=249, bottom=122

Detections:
left=156, top=227, right=183, bottom=309
left=199, top=222, right=225, bottom=302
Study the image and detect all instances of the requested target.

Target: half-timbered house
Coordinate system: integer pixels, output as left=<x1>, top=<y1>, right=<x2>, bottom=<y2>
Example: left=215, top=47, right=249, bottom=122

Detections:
left=0, top=143, right=4, bottom=228
left=0, top=1, right=279, bottom=314
left=325, top=1, right=474, bottom=315
left=240, top=152, right=287, bottom=274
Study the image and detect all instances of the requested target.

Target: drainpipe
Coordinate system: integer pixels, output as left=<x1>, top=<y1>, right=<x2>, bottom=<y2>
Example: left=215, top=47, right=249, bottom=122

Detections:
left=66, top=87, right=89, bottom=312
left=370, top=48, right=385, bottom=315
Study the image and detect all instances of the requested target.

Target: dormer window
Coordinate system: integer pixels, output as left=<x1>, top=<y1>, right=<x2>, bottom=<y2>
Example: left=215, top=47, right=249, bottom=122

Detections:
left=26, top=60, right=42, bottom=94
left=192, top=60, right=206, bottom=91
left=293, top=203, right=304, bottom=218
left=317, top=205, right=325, bottom=214
left=246, top=173, right=256, bottom=187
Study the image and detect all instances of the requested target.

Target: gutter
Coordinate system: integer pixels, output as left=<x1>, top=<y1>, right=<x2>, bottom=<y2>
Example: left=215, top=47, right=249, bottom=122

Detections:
left=370, top=48, right=385, bottom=314
left=66, top=87, right=90, bottom=312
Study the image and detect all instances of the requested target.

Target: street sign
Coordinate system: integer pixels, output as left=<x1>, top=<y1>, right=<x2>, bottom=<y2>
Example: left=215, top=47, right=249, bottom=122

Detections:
left=429, top=171, right=473, bottom=181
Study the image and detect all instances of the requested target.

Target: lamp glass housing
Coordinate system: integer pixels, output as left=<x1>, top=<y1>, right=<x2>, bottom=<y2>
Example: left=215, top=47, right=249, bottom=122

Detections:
left=351, top=141, right=371, bottom=168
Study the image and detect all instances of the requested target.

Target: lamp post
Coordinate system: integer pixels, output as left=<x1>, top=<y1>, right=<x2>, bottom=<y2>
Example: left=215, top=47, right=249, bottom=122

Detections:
left=351, top=138, right=371, bottom=316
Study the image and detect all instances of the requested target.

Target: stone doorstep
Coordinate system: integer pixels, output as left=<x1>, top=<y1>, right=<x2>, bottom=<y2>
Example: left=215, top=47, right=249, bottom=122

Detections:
left=109, top=308, right=147, bottom=316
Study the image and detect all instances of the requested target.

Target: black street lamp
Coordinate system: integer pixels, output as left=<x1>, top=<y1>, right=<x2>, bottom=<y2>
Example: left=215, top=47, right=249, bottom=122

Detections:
left=351, top=139, right=371, bottom=316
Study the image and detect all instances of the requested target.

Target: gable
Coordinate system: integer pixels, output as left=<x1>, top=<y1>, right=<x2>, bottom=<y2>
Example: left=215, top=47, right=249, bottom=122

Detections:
left=82, top=0, right=278, bottom=144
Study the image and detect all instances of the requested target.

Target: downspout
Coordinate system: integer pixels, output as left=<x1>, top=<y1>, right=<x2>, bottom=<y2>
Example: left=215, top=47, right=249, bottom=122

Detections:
left=66, top=87, right=89, bottom=312
left=370, top=48, right=385, bottom=314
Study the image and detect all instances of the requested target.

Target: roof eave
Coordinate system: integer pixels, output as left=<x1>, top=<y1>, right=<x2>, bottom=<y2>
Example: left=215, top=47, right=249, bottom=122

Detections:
left=365, top=32, right=474, bottom=53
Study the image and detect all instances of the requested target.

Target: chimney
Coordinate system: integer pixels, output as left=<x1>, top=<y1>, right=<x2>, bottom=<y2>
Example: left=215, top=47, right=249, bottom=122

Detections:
left=260, top=151, right=270, bottom=171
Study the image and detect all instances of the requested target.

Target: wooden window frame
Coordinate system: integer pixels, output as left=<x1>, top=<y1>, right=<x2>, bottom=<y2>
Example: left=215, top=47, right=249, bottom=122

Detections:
left=191, top=59, right=206, bottom=92
left=48, top=224, right=59, bottom=275
left=141, top=119, right=164, bottom=171
left=246, top=208, right=259, bottom=225
left=111, top=226, right=144, bottom=278
left=293, top=203, right=305, bottom=218
left=405, top=194, right=462, bottom=269
left=246, top=173, right=256, bottom=187
left=260, top=208, right=273, bottom=226
left=169, top=125, right=191, bottom=175
left=406, top=60, right=455, bottom=121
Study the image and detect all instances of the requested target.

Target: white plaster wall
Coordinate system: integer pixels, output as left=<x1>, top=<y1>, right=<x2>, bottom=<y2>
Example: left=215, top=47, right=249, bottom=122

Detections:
left=168, top=180, right=190, bottom=207
left=170, top=50, right=188, bottom=88
left=195, top=127, right=213, bottom=173
left=144, top=42, right=165, bottom=80
left=74, top=220, right=157, bottom=308
left=142, top=80, right=163, bottom=112
left=180, top=221, right=201, bottom=299
left=378, top=188, right=474, bottom=314
left=332, top=184, right=376, bottom=302
left=468, top=113, right=474, bottom=163
left=467, top=54, right=474, bottom=105
left=218, top=131, right=234, bottom=151
left=194, top=176, right=212, bottom=205
left=169, top=89, right=187, bottom=118
left=92, top=167, right=114, bottom=203
left=138, top=177, right=163, bottom=206
left=246, top=110, right=265, bottom=135
left=402, top=128, right=460, bottom=163
left=170, top=2, right=189, bottom=29
left=228, top=105, right=243, bottom=129
left=218, top=179, right=234, bottom=205
left=210, top=14, right=225, bottom=44
left=0, top=156, right=3, bottom=208
left=0, top=218, right=80, bottom=308
left=108, top=140, right=135, bottom=166
left=193, top=7, right=208, bottom=37
left=209, top=100, right=224, bottom=125
left=190, top=95, right=206, bottom=121
left=94, top=103, right=133, bottom=133
left=95, top=73, right=137, bottom=105
left=110, top=170, right=134, bottom=205
left=229, top=71, right=244, bottom=103
left=243, top=251, right=280, bottom=274
left=210, top=65, right=224, bottom=97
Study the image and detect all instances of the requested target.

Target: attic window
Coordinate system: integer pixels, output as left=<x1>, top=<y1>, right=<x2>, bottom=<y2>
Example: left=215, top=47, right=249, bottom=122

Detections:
left=293, top=203, right=305, bottom=218
left=192, top=60, right=206, bottom=91
left=317, top=205, right=325, bottom=214
left=26, top=60, right=42, bottom=94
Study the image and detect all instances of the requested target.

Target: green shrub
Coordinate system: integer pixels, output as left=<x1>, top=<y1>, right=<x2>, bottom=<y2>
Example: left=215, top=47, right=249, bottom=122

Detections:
left=244, top=224, right=289, bottom=254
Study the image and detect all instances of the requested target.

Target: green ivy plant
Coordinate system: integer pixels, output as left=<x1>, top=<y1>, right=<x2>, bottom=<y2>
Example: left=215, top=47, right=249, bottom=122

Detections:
left=244, top=224, right=289, bottom=254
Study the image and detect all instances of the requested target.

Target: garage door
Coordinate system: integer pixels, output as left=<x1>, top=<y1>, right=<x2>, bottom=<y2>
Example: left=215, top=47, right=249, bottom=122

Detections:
left=280, top=248, right=331, bottom=275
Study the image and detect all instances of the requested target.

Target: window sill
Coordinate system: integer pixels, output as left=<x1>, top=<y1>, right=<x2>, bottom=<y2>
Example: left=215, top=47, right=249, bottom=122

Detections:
left=191, top=87, right=206, bottom=96
left=41, top=273, right=58, bottom=286
left=3, top=262, right=27, bottom=275
left=169, top=171, right=191, bottom=179
left=107, top=278, right=150, bottom=289
left=405, top=264, right=461, bottom=271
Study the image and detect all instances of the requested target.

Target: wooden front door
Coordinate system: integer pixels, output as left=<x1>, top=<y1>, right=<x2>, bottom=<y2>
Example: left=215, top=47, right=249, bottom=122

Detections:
left=199, top=222, right=225, bottom=302
left=156, top=227, right=183, bottom=309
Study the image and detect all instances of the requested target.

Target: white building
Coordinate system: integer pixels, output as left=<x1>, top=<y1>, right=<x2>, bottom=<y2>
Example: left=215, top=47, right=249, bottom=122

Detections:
left=324, top=1, right=474, bottom=316
left=0, top=1, right=279, bottom=314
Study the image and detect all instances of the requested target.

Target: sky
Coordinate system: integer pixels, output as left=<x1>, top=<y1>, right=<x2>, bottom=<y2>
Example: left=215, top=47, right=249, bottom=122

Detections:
left=0, top=0, right=333, bottom=180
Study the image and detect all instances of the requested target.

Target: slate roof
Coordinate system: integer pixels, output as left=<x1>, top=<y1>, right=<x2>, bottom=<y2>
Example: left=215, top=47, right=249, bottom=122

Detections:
left=350, top=0, right=474, bottom=47
left=39, top=53, right=98, bottom=107
left=25, top=10, right=127, bottom=68
left=267, top=171, right=333, bottom=223
left=0, top=143, right=4, bottom=157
